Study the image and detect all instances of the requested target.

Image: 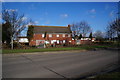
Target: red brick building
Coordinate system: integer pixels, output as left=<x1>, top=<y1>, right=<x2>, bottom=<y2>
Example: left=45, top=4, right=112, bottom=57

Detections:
left=29, top=25, right=75, bottom=46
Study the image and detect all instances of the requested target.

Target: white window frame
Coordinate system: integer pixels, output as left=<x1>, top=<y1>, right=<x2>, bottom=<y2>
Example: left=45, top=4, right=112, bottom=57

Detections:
left=69, top=41, right=71, bottom=42
left=45, top=41, right=50, bottom=44
left=49, top=34, right=52, bottom=37
left=56, top=34, right=59, bottom=37
left=68, top=34, right=71, bottom=37
left=81, top=38, right=84, bottom=40
left=63, top=34, right=65, bottom=37
left=63, top=40, right=65, bottom=43
left=51, top=40, right=53, bottom=44
left=42, top=34, right=44, bottom=38
left=57, top=40, right=59, bottom=44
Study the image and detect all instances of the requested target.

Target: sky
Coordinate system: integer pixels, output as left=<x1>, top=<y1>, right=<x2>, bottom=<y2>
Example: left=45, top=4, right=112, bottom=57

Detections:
left=2, top=0, right=120, bottom=2
left=2, top=2, right=119, bottom=36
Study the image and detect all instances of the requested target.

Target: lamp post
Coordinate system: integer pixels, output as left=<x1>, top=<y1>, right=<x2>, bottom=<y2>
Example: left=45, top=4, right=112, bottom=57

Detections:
left=117, top=1, right=120, bottom=41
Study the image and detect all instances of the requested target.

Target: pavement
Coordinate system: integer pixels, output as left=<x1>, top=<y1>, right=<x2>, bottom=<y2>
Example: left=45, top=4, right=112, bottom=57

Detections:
left=2, top=49, right=119, bottom=79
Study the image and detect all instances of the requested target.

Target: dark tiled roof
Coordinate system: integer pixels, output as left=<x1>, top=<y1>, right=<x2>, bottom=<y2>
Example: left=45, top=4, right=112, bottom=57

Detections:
left=31, top=25, right=72, bottom=34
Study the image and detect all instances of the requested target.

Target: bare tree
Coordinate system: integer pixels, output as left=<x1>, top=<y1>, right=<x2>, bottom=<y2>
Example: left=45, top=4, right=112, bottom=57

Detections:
left=106, top=22, right=116, bottom=41
left=70, top=21, right=91, bottom=39
left=2, top=9, right=30, bottom=49
left=70, top=23, right=81, bottom=38
left=79, top=21, right=91, bottom=37
left=112, top=18, right=120, bottom=40
left=27, top=19, right=35, bottom=42
left=93, top=30, right=104, bottom=41
left=105, top=18, right=120, bottom=41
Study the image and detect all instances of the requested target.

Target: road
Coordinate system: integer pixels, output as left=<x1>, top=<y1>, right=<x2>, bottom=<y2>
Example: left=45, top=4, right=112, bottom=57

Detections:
left=2, top=49, right=119, bottom=78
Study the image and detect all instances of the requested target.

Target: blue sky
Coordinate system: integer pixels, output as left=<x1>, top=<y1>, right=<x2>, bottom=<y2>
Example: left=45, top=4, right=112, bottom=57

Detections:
left=2, top=2, right=118, bottom=33
left=2, top=0, right=120, bottom=2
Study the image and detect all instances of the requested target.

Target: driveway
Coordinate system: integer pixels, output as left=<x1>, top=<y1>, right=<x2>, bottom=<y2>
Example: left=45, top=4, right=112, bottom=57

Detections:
left=2, top=49, right=119, bottom=78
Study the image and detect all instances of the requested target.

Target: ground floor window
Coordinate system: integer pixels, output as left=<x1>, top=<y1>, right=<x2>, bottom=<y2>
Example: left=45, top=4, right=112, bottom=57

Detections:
left=57, top=40, right=59, bottom=44
left=76, top=40, right=80, bottom=44
left=36, top=40, right=45, bottom=48
left=45, top=41, right=50, bottom=44
left=63, top=40, right=65, bottom=43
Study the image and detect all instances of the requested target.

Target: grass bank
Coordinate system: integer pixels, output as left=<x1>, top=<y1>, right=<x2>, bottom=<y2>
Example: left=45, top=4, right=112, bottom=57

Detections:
left=2, top=45, right=112, bottom=54
left=92, top=72, right=120, bottom=79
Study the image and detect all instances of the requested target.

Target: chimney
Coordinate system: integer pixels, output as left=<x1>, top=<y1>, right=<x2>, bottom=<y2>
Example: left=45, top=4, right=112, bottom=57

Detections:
left=68, top=24, right=70, bottom=28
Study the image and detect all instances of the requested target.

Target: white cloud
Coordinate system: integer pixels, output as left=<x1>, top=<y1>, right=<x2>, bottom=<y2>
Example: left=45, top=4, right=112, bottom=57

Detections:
left=41, top=24, right=45, bottom=26
left=105, top=4, right=109, bottom=10
left=29, top=4, right=36, bottom=10
left=60, top=14, right=68, bottom=18
left=39, top=18, right=43, bottom=20
left=5, top=9, right=18, bottom=12
left=45, top=12, right=48, bottom=15
left=89, top=9, right=96, bottom=14
left=34, top=21, right=39, bottom=24
left=21, top=17, right=27, bottom=21
left=87, top=9, right=96, bottom=18
left=91, top=15, right=95, bottom=18
left=27, top=22, right=33, bottom=25
left=45, top=20, right=50, bottom=24
left=11, top=9, right=17, bottom=12
left=109, top=10, right=114, bottom=17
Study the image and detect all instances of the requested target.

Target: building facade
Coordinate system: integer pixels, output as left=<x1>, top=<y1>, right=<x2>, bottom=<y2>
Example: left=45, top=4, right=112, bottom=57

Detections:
left=29, top=25, right=75, bottom=46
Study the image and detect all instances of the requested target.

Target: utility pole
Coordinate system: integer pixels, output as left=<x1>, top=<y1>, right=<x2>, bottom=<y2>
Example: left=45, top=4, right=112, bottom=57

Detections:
left=116, top=1, right=120, bottom=42
left=117, top=12, right=120, bottom=42
left=117, top=1, right=120, bottom=72
left=11, top=23, right=14, bottom=49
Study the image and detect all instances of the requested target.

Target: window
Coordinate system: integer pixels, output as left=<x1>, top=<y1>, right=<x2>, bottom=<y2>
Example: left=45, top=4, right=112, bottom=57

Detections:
left=51, top=40, right=53, bottom=44
left=63, top=40, right=65, bottom=43
left=68, top=34, right=71, bottom=37
left=76, top=40, right=80, bottom=44
left=56, top=34, right=59, bottom=37
left=63, top=34, right=65, bottom=37
left=49, top=34, right=52, bottom=37
left=45, top=41, right=50, bottom=44
left=57, top=40, right=59, bottom=44
left=42, top=34, right=44, bottom=38
left=81, top=38, right=84, bottom=40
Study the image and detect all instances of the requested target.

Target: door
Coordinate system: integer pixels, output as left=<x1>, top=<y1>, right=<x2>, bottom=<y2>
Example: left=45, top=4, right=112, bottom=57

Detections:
left=36, top=40, right=45, bottom=46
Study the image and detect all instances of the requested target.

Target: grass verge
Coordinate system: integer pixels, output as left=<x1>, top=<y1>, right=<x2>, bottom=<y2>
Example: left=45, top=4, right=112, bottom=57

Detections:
left=2, top=45, right=112, bottom=54
left=92, top=72, right=120, bottom=79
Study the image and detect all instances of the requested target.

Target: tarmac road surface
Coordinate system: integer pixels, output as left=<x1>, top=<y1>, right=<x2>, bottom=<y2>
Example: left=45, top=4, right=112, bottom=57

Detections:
left=2, top=49, right=119, bottom=78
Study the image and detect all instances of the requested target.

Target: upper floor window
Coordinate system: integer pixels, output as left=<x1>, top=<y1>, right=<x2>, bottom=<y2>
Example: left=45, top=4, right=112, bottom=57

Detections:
left=56, top=34, right=59, bottom=37
left=68, top=34, right=71, bottom=37
left=63, top=34, right=65, bottom=37
left=49, top=34, right=52, bottom=37
left=42, top=34, right=44, bottom=38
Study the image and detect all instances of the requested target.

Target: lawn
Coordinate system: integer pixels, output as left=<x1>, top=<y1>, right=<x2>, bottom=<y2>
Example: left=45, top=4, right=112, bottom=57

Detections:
left=2, top=45, right=111, bottom=54
left=92, top=72, right=120, bottom=79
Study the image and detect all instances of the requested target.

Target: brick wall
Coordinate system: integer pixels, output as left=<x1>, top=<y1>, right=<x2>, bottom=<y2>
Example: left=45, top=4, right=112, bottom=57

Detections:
left=80, top=40, right=92, bottom=44
left=29, top=33, right=74, bottom=46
